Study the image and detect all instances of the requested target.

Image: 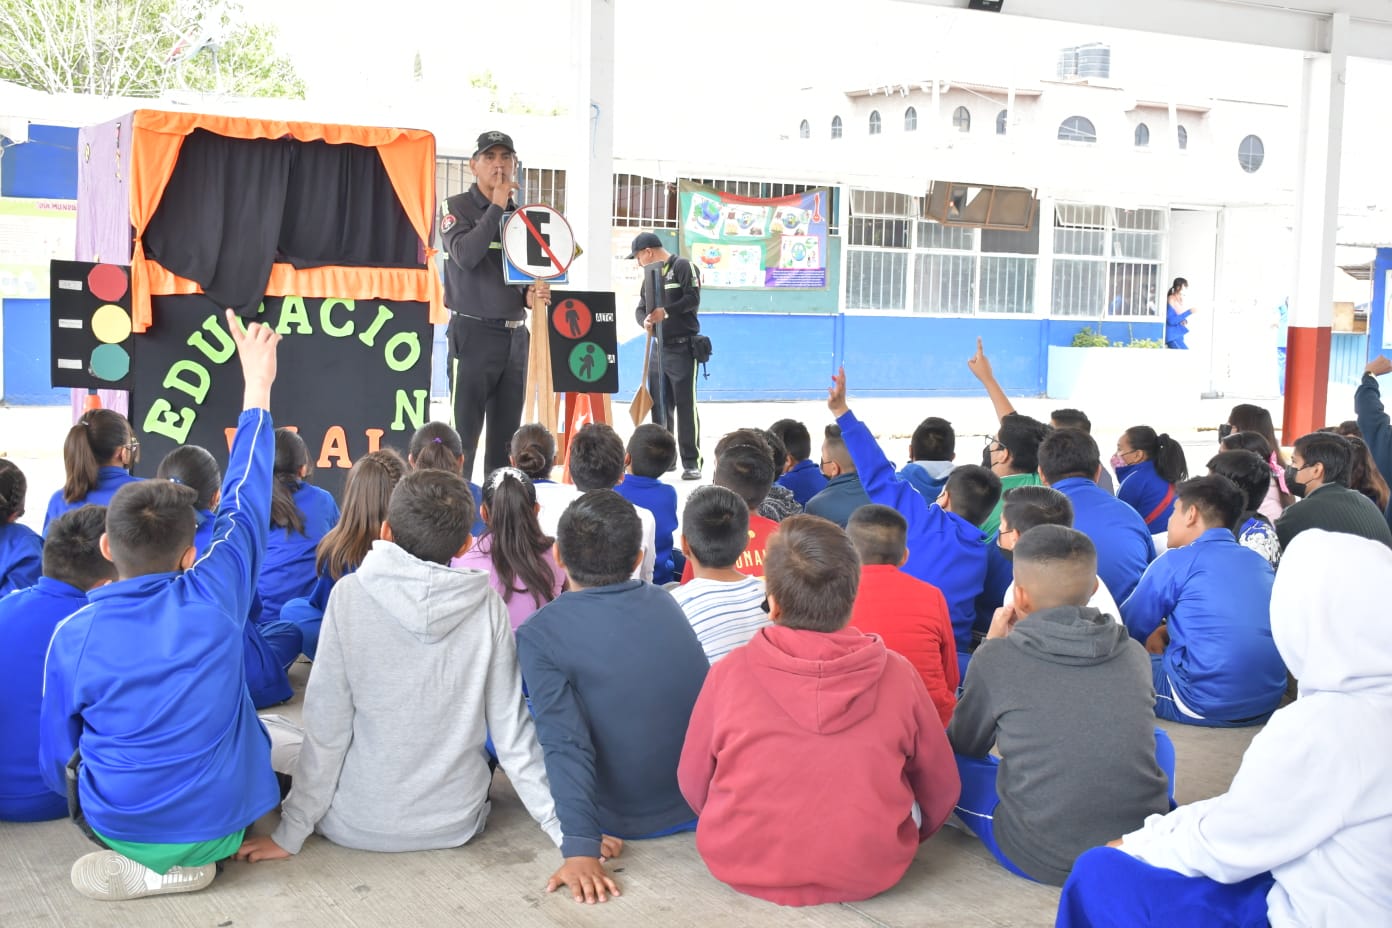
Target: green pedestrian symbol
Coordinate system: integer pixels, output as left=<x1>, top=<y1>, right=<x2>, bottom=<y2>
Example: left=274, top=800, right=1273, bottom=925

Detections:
left=569, top=342, right=608, bottom=383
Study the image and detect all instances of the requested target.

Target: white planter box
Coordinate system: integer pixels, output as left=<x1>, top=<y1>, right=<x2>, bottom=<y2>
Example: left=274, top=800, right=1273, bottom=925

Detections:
left=1047, top=345, right=1203, bottom=424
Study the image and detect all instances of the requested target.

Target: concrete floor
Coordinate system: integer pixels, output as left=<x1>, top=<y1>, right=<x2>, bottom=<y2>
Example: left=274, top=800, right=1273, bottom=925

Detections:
left=2, top=659, right=1261, bottom=928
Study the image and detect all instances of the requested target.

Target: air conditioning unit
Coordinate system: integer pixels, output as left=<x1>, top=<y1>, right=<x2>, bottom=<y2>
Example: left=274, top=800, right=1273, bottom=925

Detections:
left=924, top=182, right=1038, bottom=231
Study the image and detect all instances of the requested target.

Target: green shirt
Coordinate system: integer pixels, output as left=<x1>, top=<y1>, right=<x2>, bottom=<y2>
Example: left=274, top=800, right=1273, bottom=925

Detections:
left=982, top=472, right=1042, bottom=537
left=95, top=827, right=244, bottom=875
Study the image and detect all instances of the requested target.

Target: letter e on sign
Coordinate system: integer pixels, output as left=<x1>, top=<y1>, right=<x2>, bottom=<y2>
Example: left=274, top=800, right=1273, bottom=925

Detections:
left=502, top=205, right=576, bottom=280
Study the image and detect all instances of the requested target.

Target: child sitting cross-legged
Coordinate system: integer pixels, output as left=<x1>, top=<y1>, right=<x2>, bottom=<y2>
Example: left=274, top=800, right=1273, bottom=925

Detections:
left=568, top=423, right=656, bottom=582
left=517, top=489, right=710, bottom=903
left=0, top=506, right=115, bottom=823
left=671, top=485, right=769, bottom=663
left=38, top=312, right=283, bottom=901
left=614, top=424, right=682, bottom=583
left=846, top=504, right=959, bottom=725
left=235, top=469, right=562, bottom=863
left=948, top=525, right=1172, bottom=886
left=678, top=515, right=959, bottom=906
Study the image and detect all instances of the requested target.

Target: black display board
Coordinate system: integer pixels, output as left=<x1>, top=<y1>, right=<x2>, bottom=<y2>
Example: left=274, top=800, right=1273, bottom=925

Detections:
left=49, top=260, right=134, bottom=390
left=547, top=291, right=618, bottom=394
left=130, top=294, right=433, bottom=497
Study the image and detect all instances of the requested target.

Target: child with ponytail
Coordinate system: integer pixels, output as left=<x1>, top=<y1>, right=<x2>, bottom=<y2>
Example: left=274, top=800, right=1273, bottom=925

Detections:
left=281, top=449, right=406, bottom=659
left=1113, top=426, right=1189, bottom=532
left=258, top=430, right=340, bottom=626
left=43, top=408, right=141, bottom=535
left=0, top=459, right=42, bottom=595
left=510, top=424, right=576, bottom=537
left=453, top=467, right=564, bottom=630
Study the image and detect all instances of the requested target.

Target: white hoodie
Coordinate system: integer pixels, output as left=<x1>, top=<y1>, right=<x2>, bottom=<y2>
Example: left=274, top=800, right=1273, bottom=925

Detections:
left=1119, top=530, right=1392, bottom=927
left=274, top=540, right=562, bottom=854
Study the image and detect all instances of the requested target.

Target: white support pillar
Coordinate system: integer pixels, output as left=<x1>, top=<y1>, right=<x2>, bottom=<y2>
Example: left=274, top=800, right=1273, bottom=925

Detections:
left=567, top=0, right=615, bottom=292
left=1285, top=11, right=1348, bottom=438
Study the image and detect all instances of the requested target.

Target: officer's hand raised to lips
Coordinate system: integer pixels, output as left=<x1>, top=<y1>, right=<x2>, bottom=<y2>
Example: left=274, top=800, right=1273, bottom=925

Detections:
left=489, top=180, right=519, bottom=210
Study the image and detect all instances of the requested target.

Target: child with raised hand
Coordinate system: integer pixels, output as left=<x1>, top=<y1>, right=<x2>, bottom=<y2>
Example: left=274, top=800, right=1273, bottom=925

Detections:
left=671, top=485, right=769, bottom=663
left=846, top=504, right=959, bottom=725
left=0, top=506, right=115, bottom=822
left=38, top=311, right=283, bottom=901
left=1113, top=426, right=1189, bottom=533
left=280, top=449, right=407, bottom=660
left=0, top=459, right=42, bottom=594
left=511, top=423, right=576, bottom=538
left=157, top=444, right=303, bottom=708
left=408, top=422, right=484, bottom=535
left=517, top=489, right=709, bottom=904
left=568, top=423, right=656, bottom=582
left=453, top=467, right=564, bottom=631
left=235, top=470, right=563, bottom=864
left=43, top=407, right=141, bottom=535
left=678, top=515, right=958, bottom=906
left=257, top=430, right=339, bottom=627
left=948, top=525, right=1171, bottom=886
left=614, top=424, right=681, bottom=583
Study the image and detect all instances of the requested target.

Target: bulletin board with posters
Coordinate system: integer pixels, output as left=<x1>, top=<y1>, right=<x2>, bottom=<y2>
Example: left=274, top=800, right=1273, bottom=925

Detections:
left=677, top=180, right=830, bottom=290
left=75, top=110, right=446, bottom=496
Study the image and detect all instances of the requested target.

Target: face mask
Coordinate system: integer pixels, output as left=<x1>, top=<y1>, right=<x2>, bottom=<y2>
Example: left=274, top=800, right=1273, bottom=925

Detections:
left=997, top=543, right=1013, bottom=562
left=1285, top=465, right=1306, bottom=498
left=1110, top=453, right=1128, bottom=471
left=982, top=446, right=995, bottom=468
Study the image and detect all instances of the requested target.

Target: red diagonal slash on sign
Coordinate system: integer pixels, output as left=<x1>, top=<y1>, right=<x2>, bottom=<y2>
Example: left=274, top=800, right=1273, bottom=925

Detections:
left=516, top=209, right=567, bottom=275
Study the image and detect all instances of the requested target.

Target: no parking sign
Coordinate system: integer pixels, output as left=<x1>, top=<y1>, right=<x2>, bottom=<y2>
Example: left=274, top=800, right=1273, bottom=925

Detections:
left=502, top=204, right=575, bottom=284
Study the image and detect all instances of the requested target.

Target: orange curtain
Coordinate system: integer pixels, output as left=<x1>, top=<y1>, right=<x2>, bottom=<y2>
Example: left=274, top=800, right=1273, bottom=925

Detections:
left=127, top=110, right=445, bottom=331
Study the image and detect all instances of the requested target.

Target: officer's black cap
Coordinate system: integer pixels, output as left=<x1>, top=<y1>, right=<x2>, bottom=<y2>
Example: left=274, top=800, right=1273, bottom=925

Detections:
left=473, top=130, right=515, bottom=157
left=626, top=232, right=663, bottom=259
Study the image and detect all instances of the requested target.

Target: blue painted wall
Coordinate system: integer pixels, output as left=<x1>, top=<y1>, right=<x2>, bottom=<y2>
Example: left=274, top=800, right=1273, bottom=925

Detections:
left=1330, top=332, right=1369, bottom=386
left=1, top=124, right=79, bottom=405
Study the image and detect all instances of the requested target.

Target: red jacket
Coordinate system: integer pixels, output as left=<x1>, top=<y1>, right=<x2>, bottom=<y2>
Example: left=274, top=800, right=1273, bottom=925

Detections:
left=678, top=624, right=959, bottom=907
left=680, top=513, right=779, bottom=583
left=850, top=564, right=960, bottom=725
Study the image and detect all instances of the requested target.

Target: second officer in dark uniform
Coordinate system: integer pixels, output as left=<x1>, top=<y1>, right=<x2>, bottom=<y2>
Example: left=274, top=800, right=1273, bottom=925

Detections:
left=440, top=130, right=549, bottom=482
left=630, top=231, right=702, bottom=479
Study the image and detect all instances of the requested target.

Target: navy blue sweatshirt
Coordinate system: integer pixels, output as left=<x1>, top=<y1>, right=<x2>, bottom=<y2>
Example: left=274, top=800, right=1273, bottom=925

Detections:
left=516, top=580, right=708, bottom=858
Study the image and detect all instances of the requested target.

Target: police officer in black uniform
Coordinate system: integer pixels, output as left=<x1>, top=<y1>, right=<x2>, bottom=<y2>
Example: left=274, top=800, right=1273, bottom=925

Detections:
left=441, top=131, right=549, bottom=482
left=630, top=231, right=702, bottom=479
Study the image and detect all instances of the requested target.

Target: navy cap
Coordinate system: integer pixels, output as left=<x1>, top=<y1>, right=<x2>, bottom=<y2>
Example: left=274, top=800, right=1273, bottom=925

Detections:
left=473, top=130, right=515, bottom=157
left=626, top=232, right=663, bottom=259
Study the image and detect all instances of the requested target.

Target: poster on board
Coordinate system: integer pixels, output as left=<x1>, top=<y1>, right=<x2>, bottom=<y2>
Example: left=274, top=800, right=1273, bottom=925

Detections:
left=677, top=181, right=830, bottom=290
left=130, top=294, right=433, bottom=497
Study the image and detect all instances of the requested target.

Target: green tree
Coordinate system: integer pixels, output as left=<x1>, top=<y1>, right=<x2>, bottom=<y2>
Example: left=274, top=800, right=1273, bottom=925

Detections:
left=0, top=0, right=304, bottom=98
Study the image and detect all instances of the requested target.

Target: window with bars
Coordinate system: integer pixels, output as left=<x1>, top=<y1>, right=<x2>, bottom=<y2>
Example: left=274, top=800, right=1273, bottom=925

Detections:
left=436, top=157, right=566, bottom=213
left=846, top=189, right=1037, bottom=315
left=1052, top=204, right=1165, bottom=318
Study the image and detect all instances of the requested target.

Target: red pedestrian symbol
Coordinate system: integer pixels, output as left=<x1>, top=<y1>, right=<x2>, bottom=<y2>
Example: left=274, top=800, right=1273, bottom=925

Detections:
left=553, top=298, right=592, bottom=339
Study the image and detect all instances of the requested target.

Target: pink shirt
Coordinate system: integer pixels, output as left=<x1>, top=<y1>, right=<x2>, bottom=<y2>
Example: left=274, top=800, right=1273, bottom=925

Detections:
left=451, top=537, right=564, bottom=631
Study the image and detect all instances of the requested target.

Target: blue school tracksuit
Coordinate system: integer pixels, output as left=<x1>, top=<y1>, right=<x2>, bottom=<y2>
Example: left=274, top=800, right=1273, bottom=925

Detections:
left=1121, top=528, right=1285, bottom=725
left=39, top=408, right=281, bottom=846
left=1051, top=477, right=1156, bottom=603
left=198, top=508, right=300, bottom=707
left=1164, top=303, right=1192, bottom=350
left=1116, top=460, right=1177, bottom=531
left=279, top=571, right=340, bottom=661
left=777, top=459, right=827, bottom=507
left=839, top=410, right=988, bottom=651
left=0, top=521, right=43, bottom=596
left=0, top=578, right=89, bottom=822
left=42, top=466, right=141, bottom=535
left=257, top=482, right=339, bottom=626
left=616, top=474, right=680, bottom=584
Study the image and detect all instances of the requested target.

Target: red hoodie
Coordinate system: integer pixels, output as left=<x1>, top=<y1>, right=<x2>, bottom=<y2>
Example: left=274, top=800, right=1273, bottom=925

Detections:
left=850, top=564, right=960, bottom=725
left=678, top=624, right=959, bottom=907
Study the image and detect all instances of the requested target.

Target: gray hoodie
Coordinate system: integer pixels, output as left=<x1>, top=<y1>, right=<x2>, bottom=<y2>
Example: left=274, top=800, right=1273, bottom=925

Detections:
left=947, top=605, right=1169, bottom=885
left=273, top=540, right=562, bottom=854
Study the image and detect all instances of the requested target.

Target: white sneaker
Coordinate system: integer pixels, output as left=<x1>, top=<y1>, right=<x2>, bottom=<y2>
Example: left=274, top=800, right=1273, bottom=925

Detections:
left=70, top=851, right=216, bottom=901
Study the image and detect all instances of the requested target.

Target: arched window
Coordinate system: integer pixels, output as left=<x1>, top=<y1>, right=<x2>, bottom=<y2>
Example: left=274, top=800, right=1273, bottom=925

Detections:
left=798, top=119, right=810, bottom=139
left=1238, top=135, right=1265, bottom=173
left=869, top=110, right=882, bottom=136
left=831, top=115, right=843, bottom=140
left=1134, top=123, right=1150, bottom=147
left=995, top=109, right=1008, bottom=135
left=953, top=106, right=971, bottom=132
left=1057, top=116, right=1097, bottom=143
left=1177, top=125, right=1189, bottom=150
left=904, top=106, right=918, bottom=131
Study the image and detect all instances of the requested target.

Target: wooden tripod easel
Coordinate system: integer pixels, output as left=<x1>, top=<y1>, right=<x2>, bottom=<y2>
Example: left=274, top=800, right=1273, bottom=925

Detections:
left=522, top=290, right=613, bottom=472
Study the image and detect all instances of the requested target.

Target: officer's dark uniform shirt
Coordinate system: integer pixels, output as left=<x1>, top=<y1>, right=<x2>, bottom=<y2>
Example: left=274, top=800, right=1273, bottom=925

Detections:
left=634, top=255, right=701, bottom=337
left=441, top=184, right=527, bottom=322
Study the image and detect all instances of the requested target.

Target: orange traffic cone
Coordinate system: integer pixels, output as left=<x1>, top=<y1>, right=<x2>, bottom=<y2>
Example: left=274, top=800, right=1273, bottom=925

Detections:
left=560, top=394, right=595, bottom=485
left=82, top=391, right=102, bottom=411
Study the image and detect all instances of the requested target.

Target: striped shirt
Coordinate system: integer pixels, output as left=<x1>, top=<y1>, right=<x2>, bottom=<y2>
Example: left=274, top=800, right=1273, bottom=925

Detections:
left=671, top=576, right=769, bottom=664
